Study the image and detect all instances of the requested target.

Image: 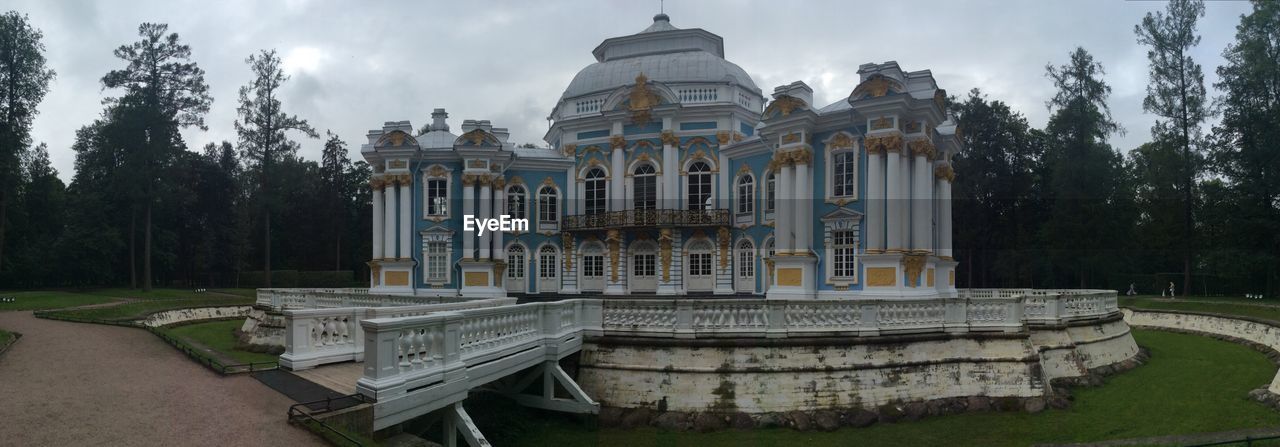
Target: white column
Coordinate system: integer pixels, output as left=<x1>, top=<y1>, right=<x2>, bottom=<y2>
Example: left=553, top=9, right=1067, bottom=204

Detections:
left=663, top=138, right=677, bottom=210
left=912, top=150, right=932, bottom=253
left=610, top=142, right=624, bottom=211
left=565, top=167, right=576, bottom=216
left=939, top=171, right=953, bottom=258
left=462, top=179, right=475, bottom=260
left=718, top=152, right=730, bottom=210
left=399, top=179, right=411, bottom=259
left=384, top=180, right=398, bottom=259
left=899, top=151, right=911, bottom=252
left=885, top=148, right=901, bottom=252
left=866, top=147, right=884, bottom=252
left=793, top=157, right=811, bottom=254
left=493, top=180, right=505, bottom=263
left=479, top=179, right=492, bottom=260
left=372, top=182, right=384, bottom=260
left=776, top=160, right=794, bottom=254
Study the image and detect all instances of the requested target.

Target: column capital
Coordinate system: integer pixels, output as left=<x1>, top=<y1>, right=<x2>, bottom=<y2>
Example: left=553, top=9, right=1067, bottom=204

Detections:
left=660, top=130, right=679, bottom=147
left=866, top=134, right=903, bottom=155
left=562, top=143, right=577, bottom=157
left=610, top=134, right=626, bottom=150
left=934, top=165, right=955, bottom=182
left=370, top=177, right=387, bottom=191
left=909, top=138, right=937, bottom=160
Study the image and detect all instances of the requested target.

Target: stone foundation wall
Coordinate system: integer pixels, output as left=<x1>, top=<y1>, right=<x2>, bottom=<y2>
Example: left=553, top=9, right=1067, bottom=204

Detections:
left=1123, top=308, right=1280, bottom=394
left=138, top=305, right=253, bottom=328
left=238, top=307, right=286, bottom=349
left=578, top=315, right=1140, bottom=414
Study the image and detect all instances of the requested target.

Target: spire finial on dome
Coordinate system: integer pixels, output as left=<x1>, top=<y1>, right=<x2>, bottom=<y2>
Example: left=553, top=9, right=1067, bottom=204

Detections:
left=653, top=12, right=669, bottom=23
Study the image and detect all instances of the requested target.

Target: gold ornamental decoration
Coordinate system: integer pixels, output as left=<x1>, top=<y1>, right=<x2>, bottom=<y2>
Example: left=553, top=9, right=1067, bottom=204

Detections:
left=934, top=164, right=955, bottom=182
left=828, top=132, right=854, bottom=150
left=428, top=165, right=446, bottom=177
left=934, top=89, right=947, bottom=111
left=732, top=131, right=744, bottom=143
left=851, top=75, right=897, bottom=99
left=606, top=229, right=621, bottom=282
left=562, top=143, right=577, bottom=157
left=716, top=131, right=731, bottom=145
left=659, top=228, right=673, bottom=282
left=904, top=121, right=922, bottom=134
left=610, top=134, right=626, bottom=149
left=909, top=139, right=936, bottom=160
left=660, top=130, right=679, bottom=146
left=628, top=73, right=661, bottom=126
left=782, top=132, right=801, bottom=144
left=717, top=227, right=730, bottom=269
left=903, top=254, right=926, bottom=287
left=865, top=134, right=903, bottom=155
left=370, top=177, right=386, bottom=191
left=871, top=116, right=894, bottom=131
left=462, top=129, right=489, bottom=146
left=763, top=95, right=806, bottom=118
left=562, top=233, right=574, bottom=271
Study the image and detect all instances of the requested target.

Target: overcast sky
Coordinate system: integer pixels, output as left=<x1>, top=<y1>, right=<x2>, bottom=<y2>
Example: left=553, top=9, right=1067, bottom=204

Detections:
left=11, top=0, right=1253, bottom=182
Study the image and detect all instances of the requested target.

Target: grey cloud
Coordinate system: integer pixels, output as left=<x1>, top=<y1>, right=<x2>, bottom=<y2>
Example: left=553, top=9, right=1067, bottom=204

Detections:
left=11, top=0, right=1252, bottom=182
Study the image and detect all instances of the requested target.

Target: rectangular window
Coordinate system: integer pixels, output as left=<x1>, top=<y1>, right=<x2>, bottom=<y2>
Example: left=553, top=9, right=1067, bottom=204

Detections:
left=584, top=256, right=604, bottom=277
left=737, top=180, right=753, bottom=215
left=833, top=152, right=855, bottom=197
left=690, top=253, right=712, bottom=276
left=426, top=179, right=448, bottom=216
left=539, top=253, right=557, bottom=278
left=765, top=175, right=776, bottom=215
left=633, top=254, right=655, bottom=277
left=426, top=241, right=448, bottom=282
left=833, top=231, right=856, bottom=278
left=738, top=250, right=754, bottom=277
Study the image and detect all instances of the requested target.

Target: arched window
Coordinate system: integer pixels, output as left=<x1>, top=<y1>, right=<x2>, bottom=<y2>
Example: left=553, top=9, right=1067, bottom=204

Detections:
left=736, top=174, right=754, bottom=215
left=737, top=239, right=755, bottom=278
left=765, top=238, right=775, bottom=257
left=538, top=185, right=558, bottom=226
left=507, top=245, right=526, bottom=279
left=538, top=245, right=558, bottom=279
left=688, top=239, right=713, bottom=276
left=765, top=171, right=776, bottom=216
left=507, top=185, right=527, bottom=219
left=687, top=161, right=711, bottom=210
left=634, top=164, right=657, bottom=210
left=585, top=168, right=606, bottom=215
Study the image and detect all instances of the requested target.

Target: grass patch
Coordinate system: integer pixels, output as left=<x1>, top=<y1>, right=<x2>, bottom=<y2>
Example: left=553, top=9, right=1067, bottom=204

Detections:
left=41, top=295, right=254, bottom=322
left=504, top=330, right=1279, bottom=447
left=1122, top=296, right=1280, bottom=324
left=0, top=328, right=12, bottom=345
left=162, top=319, right=276, bottom=365
left=0, top=290, right=121, bottom=311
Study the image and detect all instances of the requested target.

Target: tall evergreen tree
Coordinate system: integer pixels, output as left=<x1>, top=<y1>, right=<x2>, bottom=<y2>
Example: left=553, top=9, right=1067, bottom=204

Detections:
left=1135, top=0, right=1207, bottom=296
left=1042, top=47, right=1133, bottom=287
left=100, top=23, right=212, bottom=291
left=235, top=49, right=318, bottom=287
left=0, top=11, right=55, bottom=274
left=1213, top=0, right=1280, bottom=296
left=320, top=131, right=351, bottom=271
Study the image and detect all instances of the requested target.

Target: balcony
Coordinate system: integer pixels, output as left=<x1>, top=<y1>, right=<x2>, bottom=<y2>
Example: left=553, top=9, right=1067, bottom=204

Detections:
left=563, top=208, right=730, bottom=231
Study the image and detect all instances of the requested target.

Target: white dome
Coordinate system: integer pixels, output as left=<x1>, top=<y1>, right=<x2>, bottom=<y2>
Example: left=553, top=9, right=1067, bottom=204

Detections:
left=559, top=14, right=760, bottom=100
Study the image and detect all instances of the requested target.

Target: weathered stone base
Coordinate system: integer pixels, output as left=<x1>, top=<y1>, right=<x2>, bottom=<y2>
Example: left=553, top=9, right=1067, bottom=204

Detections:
left=139, top=305, right=252, bottom=328
left=578, top=314, right=1141, bottom=425
left=237, top=307, right=286, bottom=354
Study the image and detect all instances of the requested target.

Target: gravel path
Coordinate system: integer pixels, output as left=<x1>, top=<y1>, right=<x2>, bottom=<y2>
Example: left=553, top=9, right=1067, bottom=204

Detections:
left=0, top=311, right=322, bottom=446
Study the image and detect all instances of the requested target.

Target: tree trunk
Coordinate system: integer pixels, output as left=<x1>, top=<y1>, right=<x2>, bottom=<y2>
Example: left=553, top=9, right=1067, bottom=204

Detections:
left=0, top=189, right=7, bottom=273
left=143, top=203, right=152, bottom=292
left=129, top=208, right=137, bottom=289
left=264, top=212, right=271, bottom=288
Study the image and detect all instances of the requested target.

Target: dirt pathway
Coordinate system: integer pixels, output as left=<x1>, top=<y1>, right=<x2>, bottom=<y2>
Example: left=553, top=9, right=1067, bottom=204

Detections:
left=0, top=311, right=322, bottom=446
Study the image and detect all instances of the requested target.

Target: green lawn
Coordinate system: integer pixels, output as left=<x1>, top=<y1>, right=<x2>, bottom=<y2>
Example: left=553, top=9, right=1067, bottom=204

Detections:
left=40, top=295, right=254, bottom=322
left=0, top=290, right=122, bottom=311
left=0, top=328, right=12, bottom=346
left=163, top=319, right=276, bottom=365
left=498, top=330, right=1280, bottom=447
left=1122, top=295, right=1280, bottom=324
left=0, top=288, right=258, bottom=312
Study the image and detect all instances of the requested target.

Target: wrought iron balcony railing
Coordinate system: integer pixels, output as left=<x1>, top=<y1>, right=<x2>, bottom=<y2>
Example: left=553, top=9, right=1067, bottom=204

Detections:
left=563, top=208, right=730, bottom=231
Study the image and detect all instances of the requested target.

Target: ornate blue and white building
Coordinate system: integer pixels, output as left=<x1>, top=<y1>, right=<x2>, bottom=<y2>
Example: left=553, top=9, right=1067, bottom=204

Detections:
left=361, top=14, right=961, bottom=299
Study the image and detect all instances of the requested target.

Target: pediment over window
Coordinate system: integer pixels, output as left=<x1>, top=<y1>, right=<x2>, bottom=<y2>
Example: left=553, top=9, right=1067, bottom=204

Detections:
left=821, top=207, right=864, bottom=224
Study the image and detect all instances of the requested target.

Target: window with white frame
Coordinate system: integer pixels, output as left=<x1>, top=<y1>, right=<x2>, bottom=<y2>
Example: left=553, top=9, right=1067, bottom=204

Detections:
left=832, top=230, right=857, bottom=278
left=736, top=174, right=754, bottom=215
left=688, top=240, right=713, bottom=276
left=765, top=171, right=776, bottom=216
left=633, top=252, right=655, bottom=277
left=425, top=178, right=448, bottom=217
left=737, top=240, right=754, bottom=277
left=425, top=240, right=448, bottom=282
left=585, top=168, right=606, bottom=215
left=507, top=245, right=525, bottom=278
left=583, top=254, right=604, bottom=277
left=538, top=246, right=557, bottom=279
left=687, top=161, right=711, bottom=210
left=507, top=185, right=527, bottom=220
left=538, top=185, right=558, bottom=226
left=833, top=152, right=856, bottom=198
left=634, top=164, right=657, bottom=210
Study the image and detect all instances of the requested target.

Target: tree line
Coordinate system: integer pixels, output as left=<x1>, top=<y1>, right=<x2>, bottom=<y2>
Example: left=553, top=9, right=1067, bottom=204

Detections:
left=952, top=0, right=1279, bottom=296
left=1, top=1, right=1278, bottom=295
left=0, top=16, right=371, bottom=289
